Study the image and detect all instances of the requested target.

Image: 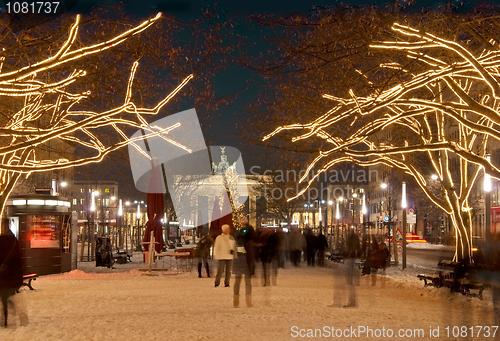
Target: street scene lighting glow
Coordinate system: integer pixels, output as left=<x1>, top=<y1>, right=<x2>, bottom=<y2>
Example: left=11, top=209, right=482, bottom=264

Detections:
left=381, top=183, right=387, bottom=189
left=90, top=193, right=96, bottom=212
left=60, top=182, right=67, bottom=187
left=118, top=199, right=123, bottom=217
left=431, top=174, right=438, bottom=180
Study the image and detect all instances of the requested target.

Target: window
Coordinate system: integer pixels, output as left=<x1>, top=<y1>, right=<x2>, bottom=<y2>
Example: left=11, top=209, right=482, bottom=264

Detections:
left=80, top=188, right=84, bottom=193
left=72, top=199, right=77, bottom=205
left=80, top=198, right=85, bottom=205
left=105, top=188, right=109, bottom=193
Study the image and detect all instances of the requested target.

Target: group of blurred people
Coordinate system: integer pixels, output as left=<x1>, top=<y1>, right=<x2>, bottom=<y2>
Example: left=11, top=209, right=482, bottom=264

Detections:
left=197, top=221, right=338, bottom=308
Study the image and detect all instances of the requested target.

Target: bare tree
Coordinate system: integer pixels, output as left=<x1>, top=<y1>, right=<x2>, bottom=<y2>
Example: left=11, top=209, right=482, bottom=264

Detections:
left=0, top=13, right=194, bottom=218
left=264, top=21, right=500, bottom=262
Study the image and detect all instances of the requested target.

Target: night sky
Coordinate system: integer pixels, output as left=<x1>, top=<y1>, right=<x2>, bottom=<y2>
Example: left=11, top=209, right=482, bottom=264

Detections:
left=0, top=0, right=483, bottom=199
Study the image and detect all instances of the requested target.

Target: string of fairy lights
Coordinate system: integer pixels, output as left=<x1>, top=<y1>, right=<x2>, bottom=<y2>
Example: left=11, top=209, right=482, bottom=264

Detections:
left=264, top=22, right=500, bottom=261
left=0, top=13, right=193, bottom=218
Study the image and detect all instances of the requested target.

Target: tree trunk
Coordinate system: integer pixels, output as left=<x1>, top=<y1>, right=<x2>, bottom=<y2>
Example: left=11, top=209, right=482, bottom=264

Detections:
left=449, top=205, right=472, bottom=262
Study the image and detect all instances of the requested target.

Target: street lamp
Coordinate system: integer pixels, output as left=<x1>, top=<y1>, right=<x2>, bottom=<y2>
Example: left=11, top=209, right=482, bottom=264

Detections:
left=328, top=200, right=334, bottom=248
left=136, top=203, right=142, bottom=251
left=90, top=191, right=98, bottom=261
left=336, top=197, right=342, bottom=249
left=381, top=180, right=396, bottom=264
left=485, top=155, right=492, bottom=241
left=117, top=199, right=123, bottom=249
left=402, top=181, right=407, bottom=270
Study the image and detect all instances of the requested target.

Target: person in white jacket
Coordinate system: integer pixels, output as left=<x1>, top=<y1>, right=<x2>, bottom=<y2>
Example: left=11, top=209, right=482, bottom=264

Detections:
left=214, top=224, right=237, bottom=287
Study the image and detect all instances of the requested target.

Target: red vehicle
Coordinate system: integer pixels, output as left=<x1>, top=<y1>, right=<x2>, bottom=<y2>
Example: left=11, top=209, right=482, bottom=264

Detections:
left=389, top=233, right=427, bottom=243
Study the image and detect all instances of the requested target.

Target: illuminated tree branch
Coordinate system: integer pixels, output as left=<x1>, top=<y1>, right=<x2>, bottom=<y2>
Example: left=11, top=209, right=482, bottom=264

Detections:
left=265, top=22, right=500, bottom=262
left=0, top=13, right=192, bottom=218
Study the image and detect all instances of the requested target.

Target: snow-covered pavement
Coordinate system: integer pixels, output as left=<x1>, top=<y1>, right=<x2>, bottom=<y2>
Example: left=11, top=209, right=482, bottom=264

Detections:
left=0, top=254, right=496, bottom=341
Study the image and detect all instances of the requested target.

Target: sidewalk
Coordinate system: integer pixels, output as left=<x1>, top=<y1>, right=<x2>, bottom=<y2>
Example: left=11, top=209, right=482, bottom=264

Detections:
left=1, top=259, right=494, bottom=341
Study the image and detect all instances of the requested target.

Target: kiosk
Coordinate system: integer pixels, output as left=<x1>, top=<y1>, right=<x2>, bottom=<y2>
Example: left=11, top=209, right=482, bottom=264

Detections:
left=6, top=194, right=77, bottom=275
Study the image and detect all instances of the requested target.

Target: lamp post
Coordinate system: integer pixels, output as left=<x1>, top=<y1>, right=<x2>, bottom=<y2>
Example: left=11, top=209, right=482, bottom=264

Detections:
left=118, top=199, right=123, bottom=249
left=90, top=191, right=97, bottom=262
left=381, top=182, right=396, bottom=264
left=125, top=201, right=130, bottom=254
left=362, top=192, right=368, bottom=256
left=328, top=200, right=334, bottom=250
left=136, top=202, right=141, bottom=252
left=402, top=182, right=407, bottom=270
left=318, top=203, right=322, bottom=232
left=336, top=198, right=341, bottom=250
left=303, top=204, right=308, bottom=230
left=485, top=155, right=492, bottom=242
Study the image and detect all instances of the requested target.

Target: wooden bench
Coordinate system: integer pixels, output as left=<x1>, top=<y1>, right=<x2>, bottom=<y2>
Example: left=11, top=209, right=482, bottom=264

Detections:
left=329, top=252, right=344, bottom=264
left=18, top=274, right=38, bottom=292
left=417, top=271, right=452, bottom=288
left=461, top=279, right=489, bottom=300
left=418, top=266, right=488, bottom=300
left=114, top=248, right=132, bottom=264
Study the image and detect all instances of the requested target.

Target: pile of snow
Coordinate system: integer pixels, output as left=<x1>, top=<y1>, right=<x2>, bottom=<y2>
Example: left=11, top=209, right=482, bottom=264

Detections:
left=406, top=243, right=455, bottom=250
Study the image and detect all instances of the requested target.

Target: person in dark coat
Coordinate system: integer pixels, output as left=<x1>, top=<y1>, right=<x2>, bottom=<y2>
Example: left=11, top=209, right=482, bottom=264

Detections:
left=196, top=234, right=213, bottom=278
left=316, top=230, right=328, bottom=267
left=257, top=228, right=279, bottom=286
left=344, top=230, right=361, bottom=308
left=276, top=228, right=287, bottom=268
left=305, top=229, right=317, bottom=266
left=363, top=243, right=389, bottom=272
left=0, top=220, right=23, bottom=327
left=232, top=230, right=254, bottom=308
left=289, top=228, right=306, bottom=267
left=239, top=216, right=257, bottom=276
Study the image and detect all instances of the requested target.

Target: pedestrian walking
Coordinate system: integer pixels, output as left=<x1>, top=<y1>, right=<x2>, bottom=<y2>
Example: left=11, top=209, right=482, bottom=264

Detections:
left=305, top=229, right=317, bottom=266
left=196, top=234, right=213, bottom=278
left=316, top=230, right=328, bottom=267
left=232, top=230, right=254, bottom=308
left=0, top=219, right=24, bottom=327
left=344, top=230, right=361, bottom=308
left=213, top=225, right=237, bottom=287
left=239, top=216, right=257, bottom=276
left=257, top=228, right=279, bottom=286
left=289, top=228, right=306, bottom=267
